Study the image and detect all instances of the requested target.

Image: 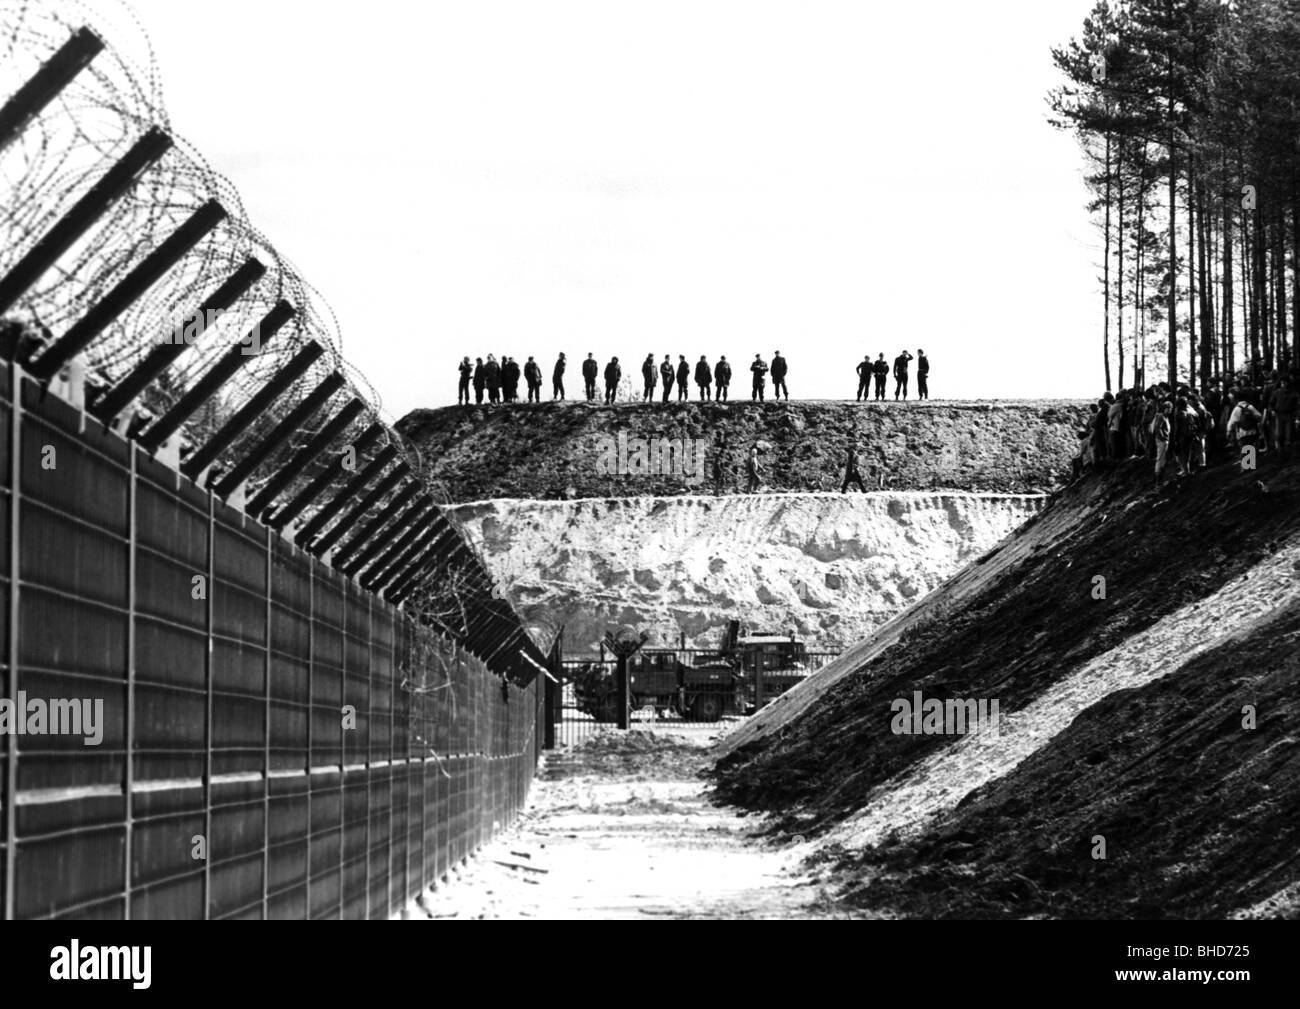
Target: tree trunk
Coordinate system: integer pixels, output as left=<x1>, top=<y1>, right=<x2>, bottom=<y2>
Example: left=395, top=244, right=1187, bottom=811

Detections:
left=1188, top=172, right=1197, bottom=386
left=1196, top=177, right=1214, bottom=387
left=1224, top=178, right=1235, bottom=380
left=1118, top=144, right=1126, bottom=388
left=1167, top=121, right=1178, bottom=387
left=1103, top=129, right=1113, bottom=391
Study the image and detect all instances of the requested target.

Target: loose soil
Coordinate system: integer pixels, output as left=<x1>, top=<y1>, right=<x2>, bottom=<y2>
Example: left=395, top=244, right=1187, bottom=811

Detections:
left=408, top=730, right=846, bottom=920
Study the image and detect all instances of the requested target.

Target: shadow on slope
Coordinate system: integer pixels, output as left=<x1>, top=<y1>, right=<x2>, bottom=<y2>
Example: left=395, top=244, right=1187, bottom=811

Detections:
left=831, top=595, right=1300, bottom=918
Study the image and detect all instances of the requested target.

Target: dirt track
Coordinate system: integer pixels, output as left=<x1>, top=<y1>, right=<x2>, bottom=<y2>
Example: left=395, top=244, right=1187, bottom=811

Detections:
left=409, top=730, right=846, bottom=920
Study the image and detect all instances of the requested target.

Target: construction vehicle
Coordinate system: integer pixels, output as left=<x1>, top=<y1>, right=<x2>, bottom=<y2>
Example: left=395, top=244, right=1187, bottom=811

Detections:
left=571, top=620, right=810, bottom=722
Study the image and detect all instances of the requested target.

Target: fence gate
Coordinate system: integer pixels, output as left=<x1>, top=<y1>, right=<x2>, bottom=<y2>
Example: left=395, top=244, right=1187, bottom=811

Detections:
left=545, top=640, right=840, bottom=749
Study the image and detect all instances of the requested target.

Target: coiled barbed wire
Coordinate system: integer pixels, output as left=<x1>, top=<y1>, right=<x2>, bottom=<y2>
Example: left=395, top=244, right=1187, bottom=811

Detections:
left=0, top=0, right=414, bottom=504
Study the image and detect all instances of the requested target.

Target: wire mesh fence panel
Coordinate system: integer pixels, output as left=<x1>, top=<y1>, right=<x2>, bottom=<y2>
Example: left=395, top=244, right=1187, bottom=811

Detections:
left=0, top=372, right=545, bottom=920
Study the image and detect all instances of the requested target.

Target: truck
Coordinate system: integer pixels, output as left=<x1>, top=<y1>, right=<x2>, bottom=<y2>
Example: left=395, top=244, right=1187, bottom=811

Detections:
left=570, top=620, right=812, bottom=722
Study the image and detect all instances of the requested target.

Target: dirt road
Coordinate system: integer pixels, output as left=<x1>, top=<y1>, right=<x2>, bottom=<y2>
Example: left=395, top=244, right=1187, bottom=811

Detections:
left=409, top=730, right=845, bottom=920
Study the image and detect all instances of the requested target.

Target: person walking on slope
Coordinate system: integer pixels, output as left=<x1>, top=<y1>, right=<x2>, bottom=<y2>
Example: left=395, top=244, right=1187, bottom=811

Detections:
left=582, top=353, right=599, bottom=401
left=676, top=356, right=690, bottom=402
left=771, top=351, right=788, bottom=400
left=893, top=350, right=914, bottom=400
left=712, top=432, right=728, bottom=493
left=872, top=353, right=889, bottom=400
left=603, top=356, right=622, bottom=404
left=1227, top=395, right=1263, bottom=450
left=751, top=354, right=768, bottom=401
left=1154, top=401, right=1173, bottom=485
left=715, top=356, right=732, bottom=401
left=552, top=353, right=566, bottom=400
left=695, top=356, right=712, bottom=401
left=642, top=354, right=657, bottom=402
left=746, top=443, right=762, bottom=493
left=472, top=356, right=486, bottom=404
left=841, top=442, right=867, bottom=493
left=1188, top=392, right=1210, bottom=470
left=458, top=356, right=472, bottom=405
left=660, top=355, right=675, bottom=403
left=916, top=350, right=930, bottom=400
left=524, top=356, right=542, bottom=403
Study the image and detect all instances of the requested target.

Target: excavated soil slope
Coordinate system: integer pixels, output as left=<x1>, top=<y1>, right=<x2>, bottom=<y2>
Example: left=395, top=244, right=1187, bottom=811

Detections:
left=450, top=492, right=1044, bottom=650
left=712, top=455, right=1300, bottom=919
left=398, top=400, right=1088, bottom=502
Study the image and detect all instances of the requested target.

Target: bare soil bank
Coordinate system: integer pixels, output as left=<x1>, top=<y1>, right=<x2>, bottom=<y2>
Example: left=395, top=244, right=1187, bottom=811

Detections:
left=711, top=454, right=1300, bottom=918
left=398, top=400, right=1090, bottom=503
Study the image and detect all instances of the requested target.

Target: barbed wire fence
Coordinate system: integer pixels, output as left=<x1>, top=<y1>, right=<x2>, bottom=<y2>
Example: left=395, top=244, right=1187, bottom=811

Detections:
left=0, top=0, right=550, bottom=682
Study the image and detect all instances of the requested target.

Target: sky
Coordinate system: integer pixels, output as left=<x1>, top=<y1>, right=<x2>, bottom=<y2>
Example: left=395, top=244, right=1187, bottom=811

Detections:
left=123, top=0, right=1104, bottom=417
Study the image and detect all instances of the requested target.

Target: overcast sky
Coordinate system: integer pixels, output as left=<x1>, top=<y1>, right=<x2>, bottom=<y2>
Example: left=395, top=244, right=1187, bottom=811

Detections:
left=126, top=0, right=1102, bottom=417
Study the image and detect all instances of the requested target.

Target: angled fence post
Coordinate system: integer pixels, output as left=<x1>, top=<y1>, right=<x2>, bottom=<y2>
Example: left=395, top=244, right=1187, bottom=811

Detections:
left=0, top=127, right=173, bottom=315
left=0, top=27, right=104, bottom=154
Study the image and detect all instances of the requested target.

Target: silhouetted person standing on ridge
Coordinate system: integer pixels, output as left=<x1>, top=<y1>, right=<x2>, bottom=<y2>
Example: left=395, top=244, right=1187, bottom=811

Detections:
left=484, top=354, right=501, bottom=404
left=552, top=353, right=566, bottom=400
left=916, top=350, right=929, bottom=400
left=524, top=356, right=542, bottom=403
left=695, top=356, right=712, bottom=400
left=604, top=356, right=621, bottom=404
left=642, top=354, right=657, bottom=401
left=751, top=354, right=768, bottom=401
left=472, top=357, right=486, bottom=404
left=458, top=356, right=472, bottom=405
left=841, top=442, right=867, bottom=493
left=660, top=355, right=675, bottom=403
left=582, top=353, right=598, bottom=401
left=893, top=349, right=914, bottom=400
left=715, top=356, right=732, bottom=401
left=856, top=356, right=871, bottom=401
left=872, top=353, right=889, bottom=400
left=676, top=356, right=690, bottom=401
left=502, top=356, right=520, bottom=402
left=771, top=351, right=788, bottom=400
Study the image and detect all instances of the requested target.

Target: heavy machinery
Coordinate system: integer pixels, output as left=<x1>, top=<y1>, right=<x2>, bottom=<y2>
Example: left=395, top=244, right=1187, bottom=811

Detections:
left=571, top=620, right=811, bottom=722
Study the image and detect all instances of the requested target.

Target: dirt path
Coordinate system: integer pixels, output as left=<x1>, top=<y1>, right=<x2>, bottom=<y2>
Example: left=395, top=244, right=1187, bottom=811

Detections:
left=409, top=730, right=845, bottom=920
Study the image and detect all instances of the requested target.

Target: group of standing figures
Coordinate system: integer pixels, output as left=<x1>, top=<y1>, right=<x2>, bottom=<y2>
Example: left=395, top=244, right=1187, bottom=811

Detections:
left=855, top=349, right=930, bottom=401
left=456, top=349, right=933, bottom=405
left=632, top=352, right=788, bottom=403
left=456, top=352, right=792, bottom=404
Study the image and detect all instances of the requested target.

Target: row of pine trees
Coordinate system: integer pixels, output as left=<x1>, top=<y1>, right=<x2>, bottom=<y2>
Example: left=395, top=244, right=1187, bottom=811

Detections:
left=1050, top=0, right=1300, bottom=392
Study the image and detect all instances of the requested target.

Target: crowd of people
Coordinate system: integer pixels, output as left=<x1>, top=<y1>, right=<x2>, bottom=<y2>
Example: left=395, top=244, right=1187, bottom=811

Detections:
left=456, top=348, right=931, bottom=405
left=1077, top=367, right=1299, bottom=484
left=457, top=351, right=791, bottom=404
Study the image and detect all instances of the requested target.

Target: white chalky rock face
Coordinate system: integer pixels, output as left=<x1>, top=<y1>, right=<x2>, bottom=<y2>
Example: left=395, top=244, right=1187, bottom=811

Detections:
left=447, top=492, right=1045, bottom=652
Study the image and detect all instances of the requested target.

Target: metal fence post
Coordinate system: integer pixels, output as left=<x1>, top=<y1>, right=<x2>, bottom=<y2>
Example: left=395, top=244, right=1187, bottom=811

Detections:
left=4, top=363, right=23, bottom=921
left=263, top=523, right=273, bottom=919
left=124, top=442, right=138, bottom=918
left=615, top=654, right=629, bottom=731
left=203, top=495, right=215, bottom=919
